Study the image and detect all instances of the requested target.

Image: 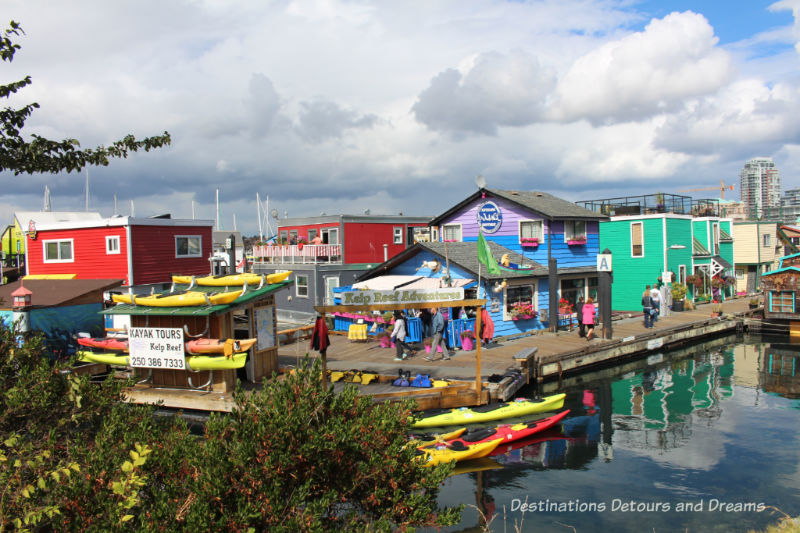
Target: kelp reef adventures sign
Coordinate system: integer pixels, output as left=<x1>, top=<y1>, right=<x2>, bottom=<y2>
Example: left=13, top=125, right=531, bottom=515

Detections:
left=340, top=288, right=465, bottom=306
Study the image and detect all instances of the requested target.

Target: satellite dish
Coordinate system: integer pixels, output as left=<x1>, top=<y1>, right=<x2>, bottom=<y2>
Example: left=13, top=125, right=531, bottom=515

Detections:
left=364, top=209, right=371, bottom=215
left=270, top=208, right=279, bottom=219
left=475, top=174, right=487, bottom=189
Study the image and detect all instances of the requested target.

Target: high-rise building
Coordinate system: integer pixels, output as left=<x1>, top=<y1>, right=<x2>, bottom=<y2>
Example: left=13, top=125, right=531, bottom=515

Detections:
left=740, top=157, right=781, bottom=218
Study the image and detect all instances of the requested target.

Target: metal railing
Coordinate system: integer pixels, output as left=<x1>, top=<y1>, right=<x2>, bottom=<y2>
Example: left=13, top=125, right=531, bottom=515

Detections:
left=252, top=244, right=342, bottom=264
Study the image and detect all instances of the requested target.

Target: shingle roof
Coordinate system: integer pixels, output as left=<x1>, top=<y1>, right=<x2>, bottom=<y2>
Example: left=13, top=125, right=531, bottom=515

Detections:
left=430, top=188, right=608, bottom=226
left=0, top=279, right=123, bottom=309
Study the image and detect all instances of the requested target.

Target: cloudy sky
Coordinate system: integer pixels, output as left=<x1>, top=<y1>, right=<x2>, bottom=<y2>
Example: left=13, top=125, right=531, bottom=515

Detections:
left=3, top=0, right=800, bottom=235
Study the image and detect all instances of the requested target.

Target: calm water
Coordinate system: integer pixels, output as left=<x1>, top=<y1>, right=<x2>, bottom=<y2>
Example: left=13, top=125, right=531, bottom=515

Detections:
left=433, top=334, right=800, bottom=532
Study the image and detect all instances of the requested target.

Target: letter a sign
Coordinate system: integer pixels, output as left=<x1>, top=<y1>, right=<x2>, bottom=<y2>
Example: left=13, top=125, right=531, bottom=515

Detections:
left=597, top=253, right=612, bottom=272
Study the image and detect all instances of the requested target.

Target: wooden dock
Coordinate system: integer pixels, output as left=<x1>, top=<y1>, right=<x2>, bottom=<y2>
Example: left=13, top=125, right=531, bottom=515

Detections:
left=279, top=298, right=758, bottom=404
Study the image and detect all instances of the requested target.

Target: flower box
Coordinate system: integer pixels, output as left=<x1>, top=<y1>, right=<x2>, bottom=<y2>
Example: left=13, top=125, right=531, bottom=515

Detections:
left=567, top=238, right=587, bottom=245
left=520, top=238, right=539, bottom=247
left=511, top=314, right=535, bottom=321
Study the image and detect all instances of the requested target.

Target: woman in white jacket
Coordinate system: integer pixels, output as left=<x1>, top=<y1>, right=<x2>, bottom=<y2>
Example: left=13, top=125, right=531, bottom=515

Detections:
left=391, top=311, right=414, bottom=361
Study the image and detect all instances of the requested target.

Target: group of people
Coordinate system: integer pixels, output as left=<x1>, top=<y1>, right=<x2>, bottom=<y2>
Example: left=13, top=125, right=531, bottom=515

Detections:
left=389, top=306, right=495, bottom=363
left=641, top=284, right=663, bottom=328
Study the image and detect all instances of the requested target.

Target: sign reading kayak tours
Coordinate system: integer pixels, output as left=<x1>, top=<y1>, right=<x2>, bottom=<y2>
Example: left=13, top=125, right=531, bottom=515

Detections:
left=340, top=288, right=465, bottom=306
left=128, top=327, right=185, bottom=370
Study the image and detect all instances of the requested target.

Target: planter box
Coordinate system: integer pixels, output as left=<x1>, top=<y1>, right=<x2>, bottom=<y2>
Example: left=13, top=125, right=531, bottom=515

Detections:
left=511, top=314, right=535, bottom=321
left=520, top=239, right=539, bottom=247
left=567, top=239, right=587, bottom=246
left=672, top=300, right=684, bottom=312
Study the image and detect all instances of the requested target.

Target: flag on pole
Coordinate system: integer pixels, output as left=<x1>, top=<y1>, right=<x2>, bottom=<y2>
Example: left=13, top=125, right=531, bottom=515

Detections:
left=477, top=231, right=501, bottom=275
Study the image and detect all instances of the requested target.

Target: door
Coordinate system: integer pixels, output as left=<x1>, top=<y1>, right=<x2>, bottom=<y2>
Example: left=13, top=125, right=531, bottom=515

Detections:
left=324, top=276, right=340, bottom=305
left=746, top=266, right=757, bottom=294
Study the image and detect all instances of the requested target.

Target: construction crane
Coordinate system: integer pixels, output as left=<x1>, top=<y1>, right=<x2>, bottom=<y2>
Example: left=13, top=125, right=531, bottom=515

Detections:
left=678, top=179, right=735, bottom=199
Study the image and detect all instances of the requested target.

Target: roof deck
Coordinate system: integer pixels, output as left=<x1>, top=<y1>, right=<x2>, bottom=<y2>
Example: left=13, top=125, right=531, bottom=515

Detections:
left=252, top=243, right=342, bottom=265
left=577, top=193, right=723, bottom=217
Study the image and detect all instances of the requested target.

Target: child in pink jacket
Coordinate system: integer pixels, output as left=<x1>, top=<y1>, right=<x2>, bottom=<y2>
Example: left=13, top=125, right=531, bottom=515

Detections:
left=582, top=297, right=597, bottom=341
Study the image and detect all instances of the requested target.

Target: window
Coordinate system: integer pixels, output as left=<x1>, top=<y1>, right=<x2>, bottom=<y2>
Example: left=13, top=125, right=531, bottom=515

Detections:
left=520, top=220, right=543, bottom=242
left=442, top=224, right=461, bottom=242
left=289, top=230, right=298, bottom=244
left=504, top=284, right=535, bottom=320
left=736, top=268, right=745, bottom=280
left=393, top=227, right=403, bottom=244
left=322, top=228, right=339, bottom=244
left=565, top=221, right=586, bottom=241
left=296, top=274, right=309, bottom=298
left=770, top=291, right=795, bottom=313
left=308, top=229, right=317, bottom=241
left=679, top=265, right=686, bottom=284
left=560, top=278, right=585, bottom=310
left=43, top=239, right=73, bottom=263
left=106, top=235, right=120, bottom=254
left=279, top=230, right=288, bottom=244
left=175, top=236, right=202, bottom=258
left=763, top=234, right=771, bottom=247
left=712, top=223, right=719, bottom=254
left=631, top=222, right=643, bottom=257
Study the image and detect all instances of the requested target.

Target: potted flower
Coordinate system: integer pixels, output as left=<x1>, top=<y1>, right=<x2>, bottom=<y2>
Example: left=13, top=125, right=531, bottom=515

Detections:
left=510, top=301, right=537, bottom=320
left=460, top=330, right=474, bottom=351
left=711, top=301, right=723, bottom=318
left=422, top=338, right=442, bottom=354
left=520, top=237, right=539, bottom=247
left=671, top=283, right=687, bottom=312
left=376, top=331, right=393, bottom=348
left=749, top=298, right=760, bottom=310
left=558, top=298, right=572, bottom=314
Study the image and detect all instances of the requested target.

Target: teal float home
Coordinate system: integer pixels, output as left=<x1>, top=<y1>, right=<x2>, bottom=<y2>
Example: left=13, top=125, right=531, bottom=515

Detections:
left=354, top=188, right=607, bottom=341
left=762, top=253, right=800, bottom=322
left=579, top=194, right=735, bottom=311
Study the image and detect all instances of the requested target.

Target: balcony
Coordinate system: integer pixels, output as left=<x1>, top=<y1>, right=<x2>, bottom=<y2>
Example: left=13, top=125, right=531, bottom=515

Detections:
left=252, top=244, right=342, bottom=265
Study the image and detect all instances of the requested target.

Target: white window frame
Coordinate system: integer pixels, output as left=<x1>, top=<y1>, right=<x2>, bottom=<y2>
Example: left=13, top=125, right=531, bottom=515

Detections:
left=307, top=229, right=318, bottom=241
left=519, top=219, right=543, bottom=243
left=295, top=274, right=309, bottom=298
left=763, top=233, right=771, bottom=247
left=322, top=228, right=339, bottom=245
left=441, top=223, right=462, bottom=242
left=564, top=220, right=587, bottom=242
left=712, top=222, right=719, bottom=255
left=631, top=222, right=644, bottom=258
left=106, top=235, right=121, bottom=255
left=42, top=238, right=74, bottom=263
left=175, top=235, right=202, bottom=258
left=393, top=227, right=403, bottom=245
left=679, top=265, right=687, bottom=284
left=503, top=283, right=537, bottom=321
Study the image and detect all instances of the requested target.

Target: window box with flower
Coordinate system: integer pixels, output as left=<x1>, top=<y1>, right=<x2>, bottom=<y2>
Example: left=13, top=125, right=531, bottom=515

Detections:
left=510, top=301, right=537, bottom=321
left=520, top=237, right=539, bottom=247
left=567, top=237, right=587, bottom=246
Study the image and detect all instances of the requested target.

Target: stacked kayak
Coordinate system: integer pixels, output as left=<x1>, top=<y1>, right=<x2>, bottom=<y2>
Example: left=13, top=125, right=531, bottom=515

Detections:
left=417, top=438, right=503, bottom=467
left=412, top=393, right=566, bottom=429
left=409, top=427, right=466, bottom=447
left=171, top=271, right=292, bottom=286
left=77, top=350, right=130, bottom=366
left=444, top=410, right=570, bottom=448
left=185, top=338, right=257, bottom=355
left=111, top=288, right=243, bottom=307
left=78, top=350, right=248, bottom=371
left=77, top=337, right=129, bottom=352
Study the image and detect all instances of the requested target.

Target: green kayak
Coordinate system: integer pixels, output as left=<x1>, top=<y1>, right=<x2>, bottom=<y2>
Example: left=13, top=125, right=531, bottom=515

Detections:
left=411, top=393, right=566, bottom=429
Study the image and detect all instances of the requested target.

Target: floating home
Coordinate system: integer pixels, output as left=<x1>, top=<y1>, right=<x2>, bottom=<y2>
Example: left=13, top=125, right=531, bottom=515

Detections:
left=733, top=222, right=779, bottom=295
left=579, top=194, right=735, bottom=311
left=351, top=188, right=607, bottom=341
left=762, top=253, right=800, bottom=326
left=16, top=211, right=214, bottom=289
left=252, top=214, right=431, bottom=322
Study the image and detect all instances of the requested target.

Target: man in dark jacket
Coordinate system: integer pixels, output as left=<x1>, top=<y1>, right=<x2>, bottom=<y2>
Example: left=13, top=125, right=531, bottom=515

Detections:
left=424, top=307, right=451, bottom=361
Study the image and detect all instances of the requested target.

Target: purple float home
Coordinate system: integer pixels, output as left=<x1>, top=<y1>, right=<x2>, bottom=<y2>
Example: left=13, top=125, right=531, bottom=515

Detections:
left=354, top=188, right=607, bottom=342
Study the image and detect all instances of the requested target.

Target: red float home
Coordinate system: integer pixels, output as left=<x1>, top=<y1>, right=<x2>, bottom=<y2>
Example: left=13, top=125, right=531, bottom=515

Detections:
left=16, top=211, right=214, bottom=287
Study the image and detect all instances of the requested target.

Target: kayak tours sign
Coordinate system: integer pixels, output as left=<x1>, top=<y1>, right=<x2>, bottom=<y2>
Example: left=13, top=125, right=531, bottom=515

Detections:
left=340, top=288, right=465, bottom=306
left=129, top=327, right=185, bottom=370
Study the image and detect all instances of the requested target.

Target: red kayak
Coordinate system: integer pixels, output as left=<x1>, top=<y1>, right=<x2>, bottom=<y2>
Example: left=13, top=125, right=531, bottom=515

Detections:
left=184, top=338, right=257, bottom=355
left=76, top=337, right=129, bottom=352
left=487, top=427, right=573, bottom=457
left=445, top=409, right=570, bottom=448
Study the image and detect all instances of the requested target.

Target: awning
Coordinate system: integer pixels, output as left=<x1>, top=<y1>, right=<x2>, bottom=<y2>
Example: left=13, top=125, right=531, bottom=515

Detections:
left=712, top=255, right=732, bottom=269
left=351, top=275, right=423, bottom=290
left=399, top=277, right=474, bottom=290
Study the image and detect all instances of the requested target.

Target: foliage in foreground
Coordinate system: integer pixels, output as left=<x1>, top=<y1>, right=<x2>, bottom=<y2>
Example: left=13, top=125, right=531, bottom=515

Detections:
left=0, top=322, right=460, bottom=532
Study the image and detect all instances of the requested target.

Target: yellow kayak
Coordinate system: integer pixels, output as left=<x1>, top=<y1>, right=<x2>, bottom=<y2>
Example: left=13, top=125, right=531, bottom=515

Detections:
left=410, top=427, right=467, bottom=447
left=77, top=350, right=129, bottom=366
left=171, top=271, right=292, bottom=286
left=186, top=352, right=247, bottom=371
left=412, top=393, right=566, bottom=429
left=112, top=288, right=243, bottom=307
left=418, top=438, right=502, bottom=467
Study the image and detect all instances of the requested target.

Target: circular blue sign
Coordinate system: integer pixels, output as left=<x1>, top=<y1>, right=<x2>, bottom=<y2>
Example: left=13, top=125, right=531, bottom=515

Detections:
left=477, top=201, right=503, bottom=234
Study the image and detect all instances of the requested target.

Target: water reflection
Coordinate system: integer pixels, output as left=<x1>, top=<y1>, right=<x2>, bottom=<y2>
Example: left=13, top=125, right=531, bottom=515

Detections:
left=438, top=335, right=800, bottom=532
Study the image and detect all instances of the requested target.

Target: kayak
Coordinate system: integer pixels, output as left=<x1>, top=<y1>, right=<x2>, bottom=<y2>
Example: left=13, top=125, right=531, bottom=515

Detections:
left=417, top=438, right=503, bottom=467
left=488, top=427, right=570, bottom=458
left=111, top=288, right=243, bottom=307
left=449, top=457, right=503, bottom=477
left=186, top=352, right=247, bottom=371
left=185, top=338, right=257, bottom=355
left=444, top=410, right=570, bottom=447
left=77, top=337, right=129, bottom=352
left=171, top=271, right=292, bottom=286
left=410, top=427, right=467, bottom=447
left=77, top=350, right=129, bottom=366
left=411, top=393, right=566, bottom=429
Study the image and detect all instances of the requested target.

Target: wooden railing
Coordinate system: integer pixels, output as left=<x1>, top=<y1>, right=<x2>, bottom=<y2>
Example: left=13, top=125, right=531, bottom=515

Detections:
left=252, top=244, right=342, bottom=264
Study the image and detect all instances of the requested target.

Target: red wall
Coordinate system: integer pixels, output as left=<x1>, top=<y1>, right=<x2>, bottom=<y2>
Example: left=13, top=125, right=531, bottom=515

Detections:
left=26, top=227, right=129, bottom=281
left=130, top=225, right=212, bottom=285
left=343, top=222, right=425, bottom=263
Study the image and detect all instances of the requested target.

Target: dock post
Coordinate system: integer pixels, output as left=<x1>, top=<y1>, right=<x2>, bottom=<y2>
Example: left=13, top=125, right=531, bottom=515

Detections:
left=475, top=307, right=482, bottom=403
left=598, top=249, right=613, bottom=339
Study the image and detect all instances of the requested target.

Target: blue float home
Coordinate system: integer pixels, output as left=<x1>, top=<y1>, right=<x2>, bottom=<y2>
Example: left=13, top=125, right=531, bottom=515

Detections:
left=352, top=188, right=607, bottom=342
left=762, top=253, right=800, bottom=323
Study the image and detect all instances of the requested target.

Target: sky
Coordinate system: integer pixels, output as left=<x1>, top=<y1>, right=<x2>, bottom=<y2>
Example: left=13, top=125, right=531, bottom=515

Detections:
left=2, top=0, right=800, bottom=236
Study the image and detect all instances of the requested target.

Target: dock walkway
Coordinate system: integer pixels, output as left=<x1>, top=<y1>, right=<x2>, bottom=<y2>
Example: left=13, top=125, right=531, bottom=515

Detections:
left=279, top=298, right=755, bottom=400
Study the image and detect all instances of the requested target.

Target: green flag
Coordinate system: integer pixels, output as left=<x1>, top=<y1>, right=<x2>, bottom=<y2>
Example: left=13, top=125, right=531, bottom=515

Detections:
left=477, top=231, right=501, bottom=275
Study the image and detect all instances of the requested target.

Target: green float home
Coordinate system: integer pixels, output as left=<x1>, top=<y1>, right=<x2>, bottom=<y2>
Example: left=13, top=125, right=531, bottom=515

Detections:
left=579, top=194, right=735, bottom=312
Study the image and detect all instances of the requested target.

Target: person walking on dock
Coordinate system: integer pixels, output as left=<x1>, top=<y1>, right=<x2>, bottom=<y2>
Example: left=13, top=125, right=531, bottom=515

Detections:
left=650, top=284, right=661, bottom=322
left=424, top=307, right=452, bottom=361
left=582, top=297, right=597, bottom=340
left=391, top=311, right=413, bottom=361
left=642, top=285, right=654, bottom=328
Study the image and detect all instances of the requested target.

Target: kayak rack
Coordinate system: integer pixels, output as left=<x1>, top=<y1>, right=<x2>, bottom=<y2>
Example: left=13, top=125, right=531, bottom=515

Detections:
left=186, top=369, right=214, bottom=390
